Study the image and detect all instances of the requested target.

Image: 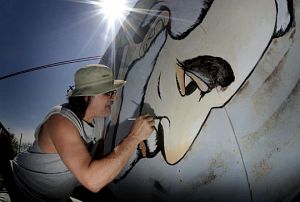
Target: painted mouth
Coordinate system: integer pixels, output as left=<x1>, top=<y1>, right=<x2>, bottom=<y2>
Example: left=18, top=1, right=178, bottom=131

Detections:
left=142, top=116, right=170, bottom=158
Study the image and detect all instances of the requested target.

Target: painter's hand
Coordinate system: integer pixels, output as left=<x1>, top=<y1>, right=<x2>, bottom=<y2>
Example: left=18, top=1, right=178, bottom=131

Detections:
left=129, top=114, right=155, bottom=142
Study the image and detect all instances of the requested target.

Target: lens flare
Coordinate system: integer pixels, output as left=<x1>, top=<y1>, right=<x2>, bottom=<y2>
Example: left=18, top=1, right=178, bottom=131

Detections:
left=98, top=0, right=130, bottom=25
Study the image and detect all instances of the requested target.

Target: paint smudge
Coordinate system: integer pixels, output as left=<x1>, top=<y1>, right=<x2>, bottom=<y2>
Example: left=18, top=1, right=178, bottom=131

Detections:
left=154, top=180, right=168, bottom=194
left=192, top=154, right=227, bottom=190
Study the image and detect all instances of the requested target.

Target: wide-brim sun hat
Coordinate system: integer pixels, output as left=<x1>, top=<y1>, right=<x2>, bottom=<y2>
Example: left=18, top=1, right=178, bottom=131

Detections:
left=67, top=64, right=126, bottom=97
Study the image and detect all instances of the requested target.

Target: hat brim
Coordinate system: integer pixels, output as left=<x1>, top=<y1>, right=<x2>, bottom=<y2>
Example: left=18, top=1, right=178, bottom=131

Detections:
left=68, top=80, right=126, bottom=97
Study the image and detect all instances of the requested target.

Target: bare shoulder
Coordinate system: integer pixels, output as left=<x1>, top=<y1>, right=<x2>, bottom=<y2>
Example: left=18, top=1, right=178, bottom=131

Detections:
left=45, top=114, right=77, bottom=132
left=41, top=113, right=85, bottom=153
left=38, top=114, right=79, bottom=153
left=42, top=113, right=81, bottom=143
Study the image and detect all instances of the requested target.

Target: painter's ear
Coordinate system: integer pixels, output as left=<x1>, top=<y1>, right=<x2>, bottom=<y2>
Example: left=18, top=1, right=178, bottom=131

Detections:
left=273, top=0, right=294, bottom=37
left=139, top=10, right=170, bottom=57
left=84, top=96, right=93, bottom=105
left=84, top=96, right=89, bottom=102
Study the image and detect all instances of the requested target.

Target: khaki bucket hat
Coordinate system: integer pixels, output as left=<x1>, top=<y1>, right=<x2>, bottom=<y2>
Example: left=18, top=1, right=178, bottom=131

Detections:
left=67, top=64, right=126, bottom=97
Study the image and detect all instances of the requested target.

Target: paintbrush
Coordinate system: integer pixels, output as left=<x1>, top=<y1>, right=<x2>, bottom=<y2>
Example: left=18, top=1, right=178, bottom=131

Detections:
left=127, top=118, right=137, bottom=121
left=127, top=116, right=158, bottom=121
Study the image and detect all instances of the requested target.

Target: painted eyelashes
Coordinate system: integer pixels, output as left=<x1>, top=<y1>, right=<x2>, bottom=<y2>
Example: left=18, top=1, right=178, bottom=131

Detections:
left=176, top=55, right=235, bottom=101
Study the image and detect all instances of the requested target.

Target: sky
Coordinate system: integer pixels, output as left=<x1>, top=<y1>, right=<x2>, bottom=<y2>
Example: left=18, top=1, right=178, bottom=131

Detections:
left=0, top=0, right=136, bottom=143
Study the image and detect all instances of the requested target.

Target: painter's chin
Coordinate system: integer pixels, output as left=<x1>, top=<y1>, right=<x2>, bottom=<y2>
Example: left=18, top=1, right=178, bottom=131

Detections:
left=104, top=104, right=113, bottom=116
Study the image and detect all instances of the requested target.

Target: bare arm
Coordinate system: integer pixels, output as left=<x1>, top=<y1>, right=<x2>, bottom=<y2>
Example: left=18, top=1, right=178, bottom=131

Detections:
left=43, top=114, right=154, bottom=193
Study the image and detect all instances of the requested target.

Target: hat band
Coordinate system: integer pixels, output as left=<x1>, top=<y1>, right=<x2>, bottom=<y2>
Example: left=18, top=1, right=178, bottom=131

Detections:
left=75, top=79, right=113, bottom=89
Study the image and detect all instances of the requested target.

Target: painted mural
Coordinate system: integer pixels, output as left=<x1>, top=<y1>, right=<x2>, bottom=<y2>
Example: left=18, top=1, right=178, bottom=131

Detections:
left=101, top=0, right=299, bottom=201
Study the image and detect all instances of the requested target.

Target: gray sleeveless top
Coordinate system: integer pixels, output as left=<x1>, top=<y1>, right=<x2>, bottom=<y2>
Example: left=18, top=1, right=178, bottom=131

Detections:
left=11, top=105, right=104, bottom=202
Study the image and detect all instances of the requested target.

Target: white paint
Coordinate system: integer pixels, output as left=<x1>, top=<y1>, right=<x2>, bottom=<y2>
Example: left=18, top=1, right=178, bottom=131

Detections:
left=102, top=0, right=299, bottom=201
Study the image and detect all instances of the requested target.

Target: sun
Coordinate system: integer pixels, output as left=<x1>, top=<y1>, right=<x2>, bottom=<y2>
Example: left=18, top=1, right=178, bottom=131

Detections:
left=97, top=0, right=131, bottom=26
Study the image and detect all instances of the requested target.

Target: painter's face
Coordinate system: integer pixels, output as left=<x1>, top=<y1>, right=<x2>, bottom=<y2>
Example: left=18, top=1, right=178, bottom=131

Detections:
left=142, top=0, right=277, bottom=164
left=89, top=91, right=116, bottom=118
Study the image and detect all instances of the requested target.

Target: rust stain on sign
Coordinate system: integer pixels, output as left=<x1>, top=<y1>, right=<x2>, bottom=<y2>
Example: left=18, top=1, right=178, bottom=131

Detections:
left=252, top=146, right=281, bottom=182
left=192, top=154, right=227, bottom=190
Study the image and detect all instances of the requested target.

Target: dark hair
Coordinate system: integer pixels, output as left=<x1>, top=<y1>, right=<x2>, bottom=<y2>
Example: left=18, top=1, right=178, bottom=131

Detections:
left=67, top=96, right=91, bottom=119
left=177, top=55, right=235, bottom=89
left=176, top=55, right=235, bottom=99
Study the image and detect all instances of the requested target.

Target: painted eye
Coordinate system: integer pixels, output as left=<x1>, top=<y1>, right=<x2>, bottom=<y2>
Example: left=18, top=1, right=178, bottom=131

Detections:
left=183, top=73, right=198, bottom=96
left=185, top=79, right=198, bottom=95
left=176, top=55, right=235, bottom=101
left=176, top=64, right=209, bottom=98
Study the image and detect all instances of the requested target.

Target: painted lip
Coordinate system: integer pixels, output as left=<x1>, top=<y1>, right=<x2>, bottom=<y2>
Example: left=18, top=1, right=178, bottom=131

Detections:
left=154, top=115, right=170, bottom=157
left=139, top=115, right=171, bottom=159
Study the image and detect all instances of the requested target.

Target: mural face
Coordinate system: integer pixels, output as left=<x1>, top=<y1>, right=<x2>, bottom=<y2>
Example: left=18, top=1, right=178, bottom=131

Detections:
left=102, top=0, right=293, bottom=169
left=140, top=0, right=280, bottom=164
